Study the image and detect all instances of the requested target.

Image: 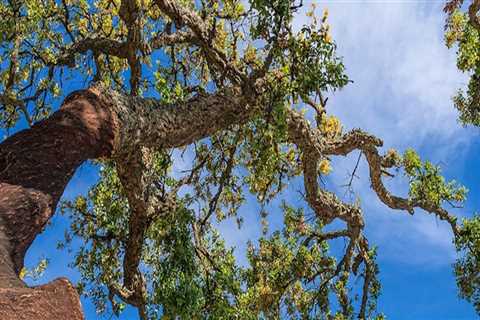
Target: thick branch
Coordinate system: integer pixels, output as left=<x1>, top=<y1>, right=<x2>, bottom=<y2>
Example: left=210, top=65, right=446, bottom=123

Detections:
left=285, top=109, right=358, bottom=223
left=103, top=86, right=255, bottom=153
left=150, top=30, right=196, bottom=49
left=54, top=38, right=127, bottom=67
left=0, top=84, right=256, bottom=284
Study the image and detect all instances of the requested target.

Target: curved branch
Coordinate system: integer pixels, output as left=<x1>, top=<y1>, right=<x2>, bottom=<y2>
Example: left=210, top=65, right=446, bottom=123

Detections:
left=284, top=108, right=459, bottom=235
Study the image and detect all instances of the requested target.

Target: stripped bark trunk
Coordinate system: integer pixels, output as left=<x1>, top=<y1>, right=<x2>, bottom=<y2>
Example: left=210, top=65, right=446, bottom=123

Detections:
left=0, top=84, right=253, bottom=319
left=0, top=88, right=117, bottom=319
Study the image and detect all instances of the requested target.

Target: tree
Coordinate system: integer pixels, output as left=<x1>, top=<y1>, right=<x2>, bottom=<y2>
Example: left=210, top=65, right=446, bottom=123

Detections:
left=0, top=0, right=478, bottom=319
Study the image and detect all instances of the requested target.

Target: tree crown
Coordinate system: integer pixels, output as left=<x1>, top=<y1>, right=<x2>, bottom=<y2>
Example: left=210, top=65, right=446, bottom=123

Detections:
left=1, top=0, right=479, bottom=319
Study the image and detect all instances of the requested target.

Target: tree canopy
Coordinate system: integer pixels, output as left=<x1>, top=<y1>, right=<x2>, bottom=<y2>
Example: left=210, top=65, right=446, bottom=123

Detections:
left=1, top=0, right=480, bottom=319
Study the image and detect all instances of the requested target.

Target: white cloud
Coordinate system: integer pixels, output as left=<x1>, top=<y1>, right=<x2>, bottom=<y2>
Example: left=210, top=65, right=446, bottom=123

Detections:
left=300, top=1, right=469, bottom=148
left=290, top=1, right=475, bottom=266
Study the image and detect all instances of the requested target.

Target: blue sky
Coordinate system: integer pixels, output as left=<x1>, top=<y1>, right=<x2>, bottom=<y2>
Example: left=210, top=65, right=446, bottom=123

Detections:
left=13, top=1, right=480, bottom=319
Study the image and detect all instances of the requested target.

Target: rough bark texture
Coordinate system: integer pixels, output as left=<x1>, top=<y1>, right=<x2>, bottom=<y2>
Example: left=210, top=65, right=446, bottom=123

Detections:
left=0, top=278, right=83, bottom=320
left=104, top=87, right=252, bottom=153
left=0, top=87, right=118, bottom=319
left=0, top=89, right=117, bottom=276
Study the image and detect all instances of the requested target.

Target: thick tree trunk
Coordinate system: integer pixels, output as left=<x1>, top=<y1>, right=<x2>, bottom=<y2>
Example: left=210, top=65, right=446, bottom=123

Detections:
left=0, top=89, right=117, bottom=274
left=0, top=84, right=253, bottom=318
left=0, top=88, right=117, bottom=319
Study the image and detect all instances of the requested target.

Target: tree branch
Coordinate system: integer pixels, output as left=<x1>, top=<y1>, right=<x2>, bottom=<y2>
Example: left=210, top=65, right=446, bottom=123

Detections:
left=53, top=38, right=128, bottom=67
left=284, top=108, right=459, bottom=235
left=154, top=0, right=248, bottom=86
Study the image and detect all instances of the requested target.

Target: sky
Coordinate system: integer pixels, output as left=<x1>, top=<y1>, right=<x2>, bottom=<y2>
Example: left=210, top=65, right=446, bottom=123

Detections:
left=13, top=1, right=480, bottom=319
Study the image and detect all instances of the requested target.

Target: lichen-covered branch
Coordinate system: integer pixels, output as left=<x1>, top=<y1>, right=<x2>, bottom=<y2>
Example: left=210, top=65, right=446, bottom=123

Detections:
left=154, top=0, right=248, bottom=86
left=284, top=107, right=460, bottom=236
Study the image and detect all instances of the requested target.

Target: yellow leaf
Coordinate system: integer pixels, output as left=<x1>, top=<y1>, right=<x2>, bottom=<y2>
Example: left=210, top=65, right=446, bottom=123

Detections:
left=319, top=159, right=331, bottom=175
left=19, top=267, right=27, bottom=280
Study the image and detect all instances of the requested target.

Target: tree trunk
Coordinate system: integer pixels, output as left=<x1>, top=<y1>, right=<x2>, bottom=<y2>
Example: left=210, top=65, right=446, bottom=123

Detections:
left=0, top=88, right=117, bottom=319
left=0, top=278, right=84, bottom=320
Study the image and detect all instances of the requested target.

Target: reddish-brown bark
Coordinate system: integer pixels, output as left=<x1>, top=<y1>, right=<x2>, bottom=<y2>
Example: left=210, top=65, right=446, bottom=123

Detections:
left=0, top=87, right=118, bottom=319
left=0, top=278, right=83, bottom=320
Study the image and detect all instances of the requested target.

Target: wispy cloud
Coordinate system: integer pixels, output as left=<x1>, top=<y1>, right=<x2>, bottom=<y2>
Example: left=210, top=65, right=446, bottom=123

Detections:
left=294, top=1, right=474, bottom=266
left=304, top=1, right=469, bottom=147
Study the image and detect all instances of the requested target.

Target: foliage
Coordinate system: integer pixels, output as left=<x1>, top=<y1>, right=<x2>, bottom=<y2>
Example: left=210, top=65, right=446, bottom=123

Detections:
left=455, top=215, right=480, bottom=313
left=402, top=149, right=467, bottom=207
left=62, top=168, right=388, bottom=319
left=442, top=4, right=480, bottom=309
left=444, top=4, right=480, bottom=125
